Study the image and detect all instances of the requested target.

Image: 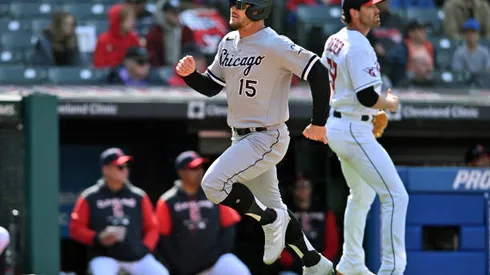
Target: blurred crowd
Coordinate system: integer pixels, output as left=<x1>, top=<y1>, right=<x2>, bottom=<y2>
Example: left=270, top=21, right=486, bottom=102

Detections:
left=64, top=148, right=340, bottom=275
left=0, top=0, right=489, bottom=89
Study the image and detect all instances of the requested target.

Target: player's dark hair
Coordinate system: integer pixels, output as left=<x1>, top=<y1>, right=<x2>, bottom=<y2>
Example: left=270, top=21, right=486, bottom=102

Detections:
left=341, top=10, right=352, bottom=25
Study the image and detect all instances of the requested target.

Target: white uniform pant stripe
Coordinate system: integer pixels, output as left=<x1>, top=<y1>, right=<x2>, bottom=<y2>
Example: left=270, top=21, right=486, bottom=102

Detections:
left=201, top=124, right=290, bottom=209
left=349, top=123, right=396, bottom=275
left=326, top=117, right=408, bottom=275
left=220, top=129, right=281, bottom=197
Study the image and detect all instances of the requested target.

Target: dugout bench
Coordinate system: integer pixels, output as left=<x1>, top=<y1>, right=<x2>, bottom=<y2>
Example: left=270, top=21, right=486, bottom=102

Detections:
left=366, top=167, right=490, bottom=275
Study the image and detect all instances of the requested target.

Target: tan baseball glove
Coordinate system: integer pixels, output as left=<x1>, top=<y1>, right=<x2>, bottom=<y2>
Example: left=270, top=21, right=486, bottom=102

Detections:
left=372, top=110, right=388, bottom=138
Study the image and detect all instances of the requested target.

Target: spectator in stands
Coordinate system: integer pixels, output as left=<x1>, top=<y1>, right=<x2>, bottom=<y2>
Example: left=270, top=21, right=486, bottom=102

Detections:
left=104, top=46, right=167, bottom=86
left=125, top=0, right=154, bottom=37
left=370, top=0, right=406, bottom=67
left=155, top=150, right=250, bottom=275
left=279, top=176, right=339, bottom=275
left=443, top=0, right=490, bottom=40
left=32, top=11, right=86, bottom=66
left=147, top=0, right=194, bottom=67
left=396, top=55, right=443, bottom=87
left=465, top=144, right=490, bottom=167
left=94, top=4, right=141, bottom=68
left=386, top=20, right=436, bottom=85
left=452, top=19, right=490, bottom=74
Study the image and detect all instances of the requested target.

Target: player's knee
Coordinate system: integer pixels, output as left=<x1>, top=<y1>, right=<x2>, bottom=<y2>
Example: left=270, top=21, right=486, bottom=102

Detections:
left=201, top=171, right=222, bottom=204
left=396, top=189, right=409, bottom=209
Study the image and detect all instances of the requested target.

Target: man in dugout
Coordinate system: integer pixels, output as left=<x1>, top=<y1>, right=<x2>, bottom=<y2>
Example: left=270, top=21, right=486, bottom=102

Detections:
left=155, top=150, right=250, bottom=275
left=69, top=147, right=169, bottom=275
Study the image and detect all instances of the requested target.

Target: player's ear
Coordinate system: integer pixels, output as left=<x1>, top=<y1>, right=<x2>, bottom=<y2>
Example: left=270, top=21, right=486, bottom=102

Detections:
left=350, top=8, right=359, bottom=20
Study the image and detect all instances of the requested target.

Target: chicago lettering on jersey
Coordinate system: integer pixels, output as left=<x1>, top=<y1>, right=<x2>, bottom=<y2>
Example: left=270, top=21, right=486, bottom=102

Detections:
left=326, top=37, right=345, bottom=56
left=219, top=49, right=265, bottom=76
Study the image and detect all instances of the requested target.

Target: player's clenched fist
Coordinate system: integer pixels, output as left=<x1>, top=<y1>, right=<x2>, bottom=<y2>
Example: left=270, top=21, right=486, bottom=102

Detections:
left=176, top=55, right=196, bottom=77
left=303, top=124, right=328, bottom=144
left=386, top=89, right=399, bottom=112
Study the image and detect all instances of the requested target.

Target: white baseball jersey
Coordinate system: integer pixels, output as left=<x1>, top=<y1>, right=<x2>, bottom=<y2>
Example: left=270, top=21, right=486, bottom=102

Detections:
left=321, top=27, right=382, bottom=116
left=206, top=27, right=320, bottom=129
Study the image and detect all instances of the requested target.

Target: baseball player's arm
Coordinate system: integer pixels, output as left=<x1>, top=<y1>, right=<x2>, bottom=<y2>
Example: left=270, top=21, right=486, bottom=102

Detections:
left=141, top=195, right=159, bottom=252
left=69, top=197, right=98, bottom=246
left=347, top=49, right=396, bottom=110
left=156, top=199, right=180, bottom=271
left=182, top=70, right=223, bottom=97
left=322, top=211, right=340, bottom=260
left=276, top=38, right=330, bottom=125
left=218, top=205, right=241, bottom=254
left=306, top=61, right=331, bottom=125
left=155, top=199, right=173, bottom=237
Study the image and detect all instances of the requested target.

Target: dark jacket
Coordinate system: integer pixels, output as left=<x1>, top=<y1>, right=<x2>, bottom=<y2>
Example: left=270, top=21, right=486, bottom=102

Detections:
left=156, top=182, right=241, bottom=275
left=69, top=179, right=159, bottom=262
left=104, top=64, right=167, bottom=86
left=32, top=32, right=86, bottom=66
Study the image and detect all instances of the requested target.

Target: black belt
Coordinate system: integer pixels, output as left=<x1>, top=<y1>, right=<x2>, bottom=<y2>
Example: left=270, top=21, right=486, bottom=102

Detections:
left=333, top=111, right=370, bottom=122
left=232, top=127, right=267, bottom=136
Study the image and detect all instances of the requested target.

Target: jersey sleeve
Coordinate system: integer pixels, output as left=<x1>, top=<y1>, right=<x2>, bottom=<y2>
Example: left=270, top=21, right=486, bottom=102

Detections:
left=205, top=40, right=226, bottom=87
left=346, top=49, right=382, bottom=92
left=276, top=36, right=320, bottom=80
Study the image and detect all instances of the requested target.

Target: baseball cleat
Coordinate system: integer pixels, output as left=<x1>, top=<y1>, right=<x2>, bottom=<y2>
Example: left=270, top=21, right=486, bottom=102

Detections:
left=262, top=207, right=290, bottom=264
left=302, top=254, right=334, bottom=275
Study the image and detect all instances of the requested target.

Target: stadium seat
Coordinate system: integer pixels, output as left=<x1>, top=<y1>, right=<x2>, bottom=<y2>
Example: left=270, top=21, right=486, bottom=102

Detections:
left=479, top=39, right=490, bottom=49
left=433, top=71, right=470, bottom=87
left=31, top=19, right=51, bottom=34
left=83, top=20, right=109, bottom=36
left=296, top=6, right=334, bottom=47
left=0, top=32, right=37, bottom=49
left=0, top=4, right=9, bottom=16
left=323, top=18, right=343, bottom=37
left=0, top=66, right=48, bottom=85
left=62, top=3, right=109, bottom=21
left=431, top=37, right=459, bottom=70
left=48, top=67, right=101, bottom=85
left=405, top=8, right=444, bottom=34
left=0, top=49, right=24, bottom=65
left=9, top=3, right=57, bottom=19
left=0, top=19, right=31, bottom=33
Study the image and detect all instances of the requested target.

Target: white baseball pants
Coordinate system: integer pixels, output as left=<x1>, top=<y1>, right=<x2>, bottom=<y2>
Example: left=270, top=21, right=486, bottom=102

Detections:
left=0, top=226, right=9, bottom=254
left=326, top=115, right=408, bottom=275
left=201, top=123, right=290, bottom=210
left=89, top=254, right=169, bottom=275
left=196, top=253, right=251, bottom=275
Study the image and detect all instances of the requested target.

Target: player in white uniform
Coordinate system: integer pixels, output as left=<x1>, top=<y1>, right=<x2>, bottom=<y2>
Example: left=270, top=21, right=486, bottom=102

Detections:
left=176, top=0, right=335, bottom=274
left=321, top=0, right=409, bottom=274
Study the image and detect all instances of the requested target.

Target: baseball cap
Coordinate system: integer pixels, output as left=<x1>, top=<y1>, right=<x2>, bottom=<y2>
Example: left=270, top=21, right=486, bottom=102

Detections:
left=465, top=144, right=488, bottom=163
left=126, top=47, right=149, bottom=60
left=175, top=150, right=208, bottom=170
left=463, top=18, right=480, bottom=32
left=100, top=148, right=133, bottom=166
left=342, top=0, right=384, bottom=14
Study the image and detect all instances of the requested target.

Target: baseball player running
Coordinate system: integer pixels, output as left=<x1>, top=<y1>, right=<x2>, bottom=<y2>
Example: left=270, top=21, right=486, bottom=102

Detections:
left=176, top=0, right=334, bottom=273
left=321, top=0, right=409, bottom=274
